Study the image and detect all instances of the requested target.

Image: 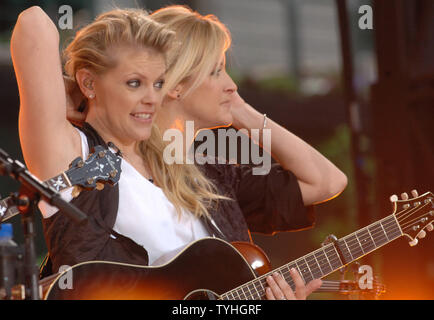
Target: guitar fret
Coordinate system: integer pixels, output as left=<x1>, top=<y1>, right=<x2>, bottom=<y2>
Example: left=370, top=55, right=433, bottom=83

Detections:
left=255, top=279, right=265, bottom=300
left=247, top=282, right=259, bottom=300
left=259, top=278, right=268, bottom=299
left=382, top=216, right=402, bottom=240
left=237, top=287, right=247, bottom=300
left=305, top=254, right=323, bottom=278
left=342, top=238, right=353, bottom=260
left=231, top=291, right=238, bottom=300
left=356, top=229, right=376, bottom=253
left=314, top=249, right=332, bottom=275
left=365, top=227, right=376, bottom=249
left=354, top=233, right=365, bottom=254
left=379, top=222, right=390, bottom=241
left=325, top=245, right=343, bottom=269
left=368, top=223, right=388, bottom=247
left=303, top=257, right=315, bottom=281
left=245, top=284, right=253, bottom=300
left=295, top=258, right=313, bottom=283
left=345, top=234, right=364, bottom=259
left=336, top=239, right=352, bottom=264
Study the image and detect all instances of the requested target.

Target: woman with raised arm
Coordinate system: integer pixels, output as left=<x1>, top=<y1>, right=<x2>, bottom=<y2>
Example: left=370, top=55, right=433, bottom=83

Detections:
left=11, top=5, right=306, bottom=301
left=10, top=6, right=184, bottom=277
left=146, top=5, right=348, bottom=300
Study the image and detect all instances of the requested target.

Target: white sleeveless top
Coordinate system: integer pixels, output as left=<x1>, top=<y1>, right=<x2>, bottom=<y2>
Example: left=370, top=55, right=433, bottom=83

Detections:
left=39, top=128, right=210, bottom=265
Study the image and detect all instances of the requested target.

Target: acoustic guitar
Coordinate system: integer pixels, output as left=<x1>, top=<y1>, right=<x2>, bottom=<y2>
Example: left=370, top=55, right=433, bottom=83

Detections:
left=43, top=191, right=433, bottom=300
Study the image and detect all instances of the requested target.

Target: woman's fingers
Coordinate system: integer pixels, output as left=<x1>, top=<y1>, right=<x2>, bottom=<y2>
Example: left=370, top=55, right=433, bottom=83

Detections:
left=265, top=269, right=322, bottom=300
left=266, top=272, right=296, bottom=300
left=305, top=278, right=323, bottom=296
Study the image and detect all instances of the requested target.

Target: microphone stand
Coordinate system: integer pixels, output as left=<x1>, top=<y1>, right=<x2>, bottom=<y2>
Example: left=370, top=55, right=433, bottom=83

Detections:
left=0, top=148, right=88, bottom=299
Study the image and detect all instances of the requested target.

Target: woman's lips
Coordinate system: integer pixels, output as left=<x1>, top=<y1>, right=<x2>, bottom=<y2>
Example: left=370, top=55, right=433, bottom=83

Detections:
left=130, top=112, right=153, bottom=123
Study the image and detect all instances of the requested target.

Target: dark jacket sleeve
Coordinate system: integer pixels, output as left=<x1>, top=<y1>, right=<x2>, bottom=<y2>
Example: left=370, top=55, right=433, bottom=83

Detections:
left=230, top=162, right=315, bottom=234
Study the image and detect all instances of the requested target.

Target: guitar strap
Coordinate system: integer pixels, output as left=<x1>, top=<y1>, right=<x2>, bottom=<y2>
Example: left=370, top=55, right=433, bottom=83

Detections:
left=200, top=214, right=228, bottom=241
left=40, top=122, right=150, bottom=278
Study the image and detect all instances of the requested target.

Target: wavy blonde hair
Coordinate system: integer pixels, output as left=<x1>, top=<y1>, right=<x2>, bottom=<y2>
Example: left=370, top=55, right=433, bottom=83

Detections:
left=63, top=8, right=174, bottom=78
left=136, top=5, right=234, bottom=219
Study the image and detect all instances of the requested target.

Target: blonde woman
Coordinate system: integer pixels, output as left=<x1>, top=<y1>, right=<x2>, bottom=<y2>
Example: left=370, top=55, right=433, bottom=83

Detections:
left=11, top=6, right=221, bottom=280
left=146, top=5, right=348, bottom=300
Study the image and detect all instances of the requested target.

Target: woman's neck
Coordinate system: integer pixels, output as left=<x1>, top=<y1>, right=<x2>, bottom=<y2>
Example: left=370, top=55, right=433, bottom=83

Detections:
left=86, top=116, right=137, bottom=158
left=156, top=102, right=200, bottom=147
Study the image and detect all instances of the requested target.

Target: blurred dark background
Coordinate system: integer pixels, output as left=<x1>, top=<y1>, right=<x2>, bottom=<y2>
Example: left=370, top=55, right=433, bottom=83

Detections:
left=0, top=0, right=432, bottom=299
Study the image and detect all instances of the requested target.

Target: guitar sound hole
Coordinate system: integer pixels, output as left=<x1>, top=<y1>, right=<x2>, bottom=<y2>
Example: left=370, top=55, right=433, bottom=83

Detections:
left=184, top=290, right=219, bottom=300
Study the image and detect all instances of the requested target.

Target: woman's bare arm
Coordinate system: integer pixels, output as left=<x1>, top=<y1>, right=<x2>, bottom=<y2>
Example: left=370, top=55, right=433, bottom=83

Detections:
left=10, top=6, right=81, bottom=180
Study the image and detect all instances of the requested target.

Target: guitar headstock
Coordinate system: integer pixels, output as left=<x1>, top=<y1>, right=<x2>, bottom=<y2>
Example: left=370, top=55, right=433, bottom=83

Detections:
left=392, top=191, right=434, bottom=246
left=66, top=145, right=122, bottom=194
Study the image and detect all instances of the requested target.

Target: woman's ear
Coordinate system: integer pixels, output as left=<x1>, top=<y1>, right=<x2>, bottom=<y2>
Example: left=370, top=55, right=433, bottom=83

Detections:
left=75, top=68, right=96, bottom=100
left=166, top=84, right=184, bottom=100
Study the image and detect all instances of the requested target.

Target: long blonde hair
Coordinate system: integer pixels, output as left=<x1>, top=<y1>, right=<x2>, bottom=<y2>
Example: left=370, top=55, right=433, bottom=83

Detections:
left=137, top=5, right=234, bottom=219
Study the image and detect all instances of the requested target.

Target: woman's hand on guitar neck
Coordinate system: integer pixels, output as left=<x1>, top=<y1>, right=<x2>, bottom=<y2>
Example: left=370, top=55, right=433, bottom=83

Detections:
left=265, top=268, right=322, bottom=300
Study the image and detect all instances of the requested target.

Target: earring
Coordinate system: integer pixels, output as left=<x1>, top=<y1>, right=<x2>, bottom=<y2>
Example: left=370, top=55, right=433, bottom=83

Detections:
left=88, top=93, right=95, bottom=99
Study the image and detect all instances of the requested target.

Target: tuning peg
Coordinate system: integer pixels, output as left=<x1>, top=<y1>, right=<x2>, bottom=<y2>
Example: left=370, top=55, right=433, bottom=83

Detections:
left=418, top=230, right=427, bottom=239
left=426, top=223, right=433, bottom=232
left=95, top=182, right=105, bottom=191
left=390, top=194, right=399, bottom=202
left=401, top=192, right=409, bottom=200
left=409, top=238, right=418, bottom=246
left=71, top=185, right=82, bottom=198
left=411, top=190, right=419, bottom=198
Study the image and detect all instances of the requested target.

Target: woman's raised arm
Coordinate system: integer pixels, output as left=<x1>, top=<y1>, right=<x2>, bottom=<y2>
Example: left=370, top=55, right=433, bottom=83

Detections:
left=10, top=6, right=81, bottom=180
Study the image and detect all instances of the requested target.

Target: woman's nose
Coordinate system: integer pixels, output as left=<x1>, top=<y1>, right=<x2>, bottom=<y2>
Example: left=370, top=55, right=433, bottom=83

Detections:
left=224, top=72, right=238, bottom=93
left=142, top=87, right=160, bottom=107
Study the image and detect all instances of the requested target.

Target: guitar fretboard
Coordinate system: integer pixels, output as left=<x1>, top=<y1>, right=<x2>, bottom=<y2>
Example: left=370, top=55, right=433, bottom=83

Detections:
left=0, top=173, right=70, bottom=222
left=220, top=214, right=402, bottom=300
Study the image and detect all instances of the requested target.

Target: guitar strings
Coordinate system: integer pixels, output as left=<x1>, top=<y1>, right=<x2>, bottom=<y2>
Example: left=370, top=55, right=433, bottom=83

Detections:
left=224, top=201, right=433, bottom=300
left=395, top=200, right=431, bottom=223
left=395, top=202, right=432, bottom=230
left=223, top=244, right=342, bottom=300
left=225, top=218, right=400, bottom=300
left=226, top=218, right=396, bottom=300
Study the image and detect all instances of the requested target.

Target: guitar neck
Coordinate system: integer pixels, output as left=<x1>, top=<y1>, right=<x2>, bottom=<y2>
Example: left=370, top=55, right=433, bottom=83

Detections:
left=0, top=172, right=71, bottom=222
left=221, top=214, right=402, bottom=300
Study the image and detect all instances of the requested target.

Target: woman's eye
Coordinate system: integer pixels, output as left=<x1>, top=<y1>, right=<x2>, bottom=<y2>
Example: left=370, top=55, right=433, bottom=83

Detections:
left=212, top=68, right=222, bottom=76
left=127, top=80, right=140, bottom=88
left=154, top=80, right=165, bottom=89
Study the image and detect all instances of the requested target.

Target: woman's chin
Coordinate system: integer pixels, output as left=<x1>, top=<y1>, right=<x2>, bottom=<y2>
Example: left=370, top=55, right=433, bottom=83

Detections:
left=131, top=128, right=152, bottom=142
